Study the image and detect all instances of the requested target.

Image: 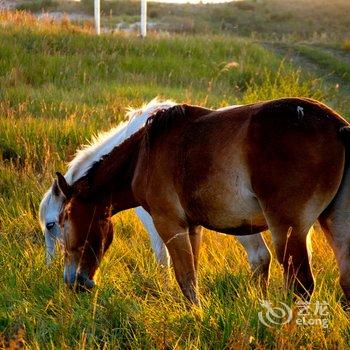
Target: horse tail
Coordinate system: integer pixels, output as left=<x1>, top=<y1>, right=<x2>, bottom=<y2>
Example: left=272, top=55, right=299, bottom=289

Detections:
left=338, top=125, right=350, bottom=182
left=339, top=126, right=350, bottom=149
left=319, top=124, right=350, bottom=220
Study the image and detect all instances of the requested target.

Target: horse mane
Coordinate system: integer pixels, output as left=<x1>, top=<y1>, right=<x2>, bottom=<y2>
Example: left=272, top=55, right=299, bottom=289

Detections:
left=145, top=104, right=187, bottom=145
left=144, top=103, right=215, bottom=148
left=64, top=98, right=176, bottom=185
left=74, top=126, right=146, bottom=198
left=72, top=104, right=190, bottom=198
left=67, top=102, right=217, bottom=198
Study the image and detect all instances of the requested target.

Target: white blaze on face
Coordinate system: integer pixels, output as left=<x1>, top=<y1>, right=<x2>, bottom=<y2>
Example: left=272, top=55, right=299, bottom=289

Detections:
left=39, top=189, right=64, bottom=264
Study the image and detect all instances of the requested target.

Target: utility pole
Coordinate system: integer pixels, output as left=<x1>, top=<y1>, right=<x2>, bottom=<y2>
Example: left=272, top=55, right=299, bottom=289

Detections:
left=141, top=0, right=147, bottom=37
left=94, top=0, right=100, bottom=35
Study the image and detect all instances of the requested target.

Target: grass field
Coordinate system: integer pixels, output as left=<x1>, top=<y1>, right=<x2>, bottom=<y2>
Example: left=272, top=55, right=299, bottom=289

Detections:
left=1, top=4, right=350, bottom=349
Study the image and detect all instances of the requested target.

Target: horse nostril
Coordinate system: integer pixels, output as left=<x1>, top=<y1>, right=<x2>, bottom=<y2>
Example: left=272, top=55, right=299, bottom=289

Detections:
left=64, top=264, right=95, bottom=292
left=46, top=222, right=56, bottom=230
left=76, top=274, right=95, bottom=292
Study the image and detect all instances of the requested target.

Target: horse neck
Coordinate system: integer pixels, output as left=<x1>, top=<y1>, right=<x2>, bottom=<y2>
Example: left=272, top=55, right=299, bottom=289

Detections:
left=81, top=129, right=144, bottom=213
left=109, top=149, right=140, bottom=213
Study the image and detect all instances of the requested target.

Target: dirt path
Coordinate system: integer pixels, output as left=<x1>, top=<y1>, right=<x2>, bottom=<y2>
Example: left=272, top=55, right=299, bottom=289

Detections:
left=260, top=41, right=350, bottom=116
left=313, top=45, right=350, bottom=65
left=261, top=41, right=350, bottom=89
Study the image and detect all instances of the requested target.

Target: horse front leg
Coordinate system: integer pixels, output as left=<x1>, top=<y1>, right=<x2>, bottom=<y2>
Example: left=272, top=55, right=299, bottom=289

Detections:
left=153, top=217, right=199, bottom=305
left=189, top=225, right=202, bottom=272
left=134, top=207, right=171, bottom=267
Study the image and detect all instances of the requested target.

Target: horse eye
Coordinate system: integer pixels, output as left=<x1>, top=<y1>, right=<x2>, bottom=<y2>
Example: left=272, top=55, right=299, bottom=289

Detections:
left=46, top=222, right=56, bottom=230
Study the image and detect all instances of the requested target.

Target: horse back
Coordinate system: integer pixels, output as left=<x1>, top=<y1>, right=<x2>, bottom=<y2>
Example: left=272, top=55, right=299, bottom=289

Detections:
left=136, top=98, right=348, bottom=231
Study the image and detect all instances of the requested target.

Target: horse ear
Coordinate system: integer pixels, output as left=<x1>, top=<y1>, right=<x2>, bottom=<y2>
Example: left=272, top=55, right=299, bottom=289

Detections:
left=55, top=172, right=72, bottom=199
left=52, top=179, right=60, bottom=197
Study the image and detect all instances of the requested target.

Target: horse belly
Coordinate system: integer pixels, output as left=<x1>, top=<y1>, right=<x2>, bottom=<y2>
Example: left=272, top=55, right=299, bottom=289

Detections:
left=187, top=169, right=267, bottom=235
left=204, top=193, right=266, bottom=235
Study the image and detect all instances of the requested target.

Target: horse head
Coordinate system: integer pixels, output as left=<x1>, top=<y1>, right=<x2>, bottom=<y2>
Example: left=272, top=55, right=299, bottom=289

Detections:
left=56, top=172, right=113, bottom=291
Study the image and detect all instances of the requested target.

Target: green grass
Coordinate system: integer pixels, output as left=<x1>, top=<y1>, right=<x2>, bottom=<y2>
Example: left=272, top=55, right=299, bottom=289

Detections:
left=1, top=10, right=350, bottom=349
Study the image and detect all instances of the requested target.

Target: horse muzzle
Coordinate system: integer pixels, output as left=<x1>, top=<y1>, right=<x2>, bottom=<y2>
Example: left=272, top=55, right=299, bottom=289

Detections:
left=64, top=265, right=95, bottom=292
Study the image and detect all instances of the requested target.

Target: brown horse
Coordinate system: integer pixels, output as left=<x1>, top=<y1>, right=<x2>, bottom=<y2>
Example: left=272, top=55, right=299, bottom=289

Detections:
left=56, top=97, right=350, bottom=304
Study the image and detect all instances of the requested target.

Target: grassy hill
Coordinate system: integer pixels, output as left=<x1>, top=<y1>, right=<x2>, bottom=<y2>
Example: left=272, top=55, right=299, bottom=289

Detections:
left=1, top=8, right=350, bottom=349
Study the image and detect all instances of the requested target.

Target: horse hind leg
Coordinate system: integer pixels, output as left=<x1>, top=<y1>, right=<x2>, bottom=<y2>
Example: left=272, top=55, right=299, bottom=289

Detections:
left=262, top=208, right=316, bottom=300
left=236, top=234, right=271, bottom=289
left=319, top=215, right=350, bottom=302
left=274, top=223, right=314, bottom=299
